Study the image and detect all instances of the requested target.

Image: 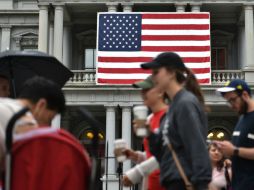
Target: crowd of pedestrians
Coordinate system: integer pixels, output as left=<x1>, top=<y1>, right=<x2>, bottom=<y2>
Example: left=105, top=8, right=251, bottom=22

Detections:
left=1, top=51, right=254, bottom=190
left=114, top=52, right=254, bottom=190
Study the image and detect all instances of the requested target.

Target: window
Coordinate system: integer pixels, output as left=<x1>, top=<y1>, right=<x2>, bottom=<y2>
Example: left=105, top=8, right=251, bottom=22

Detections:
left=84, top=49, right=96, bottom=69
left=211, top=48, right=227, bottom=70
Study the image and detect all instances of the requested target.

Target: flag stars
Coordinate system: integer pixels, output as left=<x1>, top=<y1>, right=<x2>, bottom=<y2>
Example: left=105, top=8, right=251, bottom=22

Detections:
left=99, top=14, right=141, bottom=51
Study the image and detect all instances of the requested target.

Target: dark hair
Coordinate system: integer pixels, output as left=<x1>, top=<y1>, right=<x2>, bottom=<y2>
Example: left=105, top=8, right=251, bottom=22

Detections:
left=165, top=66, right=205, bottom=107
left=18, top=76, right=65, bottom=113
left=208, top=142, right=225, bottom=171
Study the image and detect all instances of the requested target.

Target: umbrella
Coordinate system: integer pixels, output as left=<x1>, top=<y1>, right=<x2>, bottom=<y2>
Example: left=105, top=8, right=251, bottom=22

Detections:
left=0, top=50, right=73, bottom=97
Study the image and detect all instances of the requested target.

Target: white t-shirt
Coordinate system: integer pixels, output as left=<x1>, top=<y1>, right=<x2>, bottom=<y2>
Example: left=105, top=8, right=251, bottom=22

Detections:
left=0, top=98, right=37, bottom=160
left=210, top=167, right=227, bottom=190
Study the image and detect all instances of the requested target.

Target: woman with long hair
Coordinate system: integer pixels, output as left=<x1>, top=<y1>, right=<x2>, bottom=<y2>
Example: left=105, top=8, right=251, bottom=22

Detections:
left=141, top=52, right=212, bottom=190
left=208, top=142, right=232, bottom=190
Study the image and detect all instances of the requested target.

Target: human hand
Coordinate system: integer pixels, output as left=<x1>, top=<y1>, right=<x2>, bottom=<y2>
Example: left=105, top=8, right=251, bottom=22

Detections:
left=123, top=148, right=138, bottom=161
left=132, top=119, right=150, bottom=137
left=224, top=158, right=232, bottom=168
left=214, top=140, right=235, bottom=157
left=122, top=175, right=133, bottom=187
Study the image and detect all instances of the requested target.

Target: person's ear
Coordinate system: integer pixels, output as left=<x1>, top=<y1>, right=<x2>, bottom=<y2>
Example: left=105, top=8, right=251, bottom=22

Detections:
left=34, top=98, right=47, bottom=113
left=241, top=91, right=250, bottom=102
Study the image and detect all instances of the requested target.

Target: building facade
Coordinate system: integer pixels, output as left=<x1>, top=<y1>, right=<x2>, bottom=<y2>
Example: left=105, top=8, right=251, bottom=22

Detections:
left=1, top=0, right=254, bottom=189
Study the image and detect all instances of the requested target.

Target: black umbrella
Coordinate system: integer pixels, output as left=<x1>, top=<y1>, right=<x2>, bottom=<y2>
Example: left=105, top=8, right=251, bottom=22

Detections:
left=0, top=50, right=73, bottom=97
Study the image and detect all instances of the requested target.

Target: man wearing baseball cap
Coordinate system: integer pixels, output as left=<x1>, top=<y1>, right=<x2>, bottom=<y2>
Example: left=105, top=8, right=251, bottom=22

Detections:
left=216, top=79, right=254, bottom=190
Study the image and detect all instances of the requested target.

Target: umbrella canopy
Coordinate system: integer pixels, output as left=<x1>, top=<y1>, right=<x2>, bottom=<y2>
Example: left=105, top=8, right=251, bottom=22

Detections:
left=0, top=50, right=73, bottom=97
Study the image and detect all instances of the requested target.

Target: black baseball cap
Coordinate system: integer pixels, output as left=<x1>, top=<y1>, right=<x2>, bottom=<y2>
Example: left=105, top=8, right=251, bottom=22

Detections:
left=217, top=79, right=251, bottom=95
left=141, top=52, right=186, bottom=69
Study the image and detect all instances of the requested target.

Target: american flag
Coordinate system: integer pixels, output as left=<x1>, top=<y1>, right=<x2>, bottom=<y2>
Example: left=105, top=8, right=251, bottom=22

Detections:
left=97, top=12, right=211, bottom=85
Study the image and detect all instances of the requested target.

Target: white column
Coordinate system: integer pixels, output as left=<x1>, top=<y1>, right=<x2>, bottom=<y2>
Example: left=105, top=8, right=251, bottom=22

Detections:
left=243, top=4, right=254, bottom=83
left=102, top=105, right=119, bottom=190
left=1, top=26, right=11, bottom=51
left=105, top=105, right=116, bottom=174
left=63, top=25, right=71, bottom=68
left=53, top=5, right=64, bottom=62
left=122, top=3, right=133, bottom=12
left=244, top=5, right=254, bottom=69
left=107, top=3, right=117, bottom=12
left=175, top=3, right=186, bottom=12
left=121, top=106, right=132, bottom=173
left=38, top=5, right=49, bottom=53
left=49, top=22, right=54, bottom=55
left=191, top=3, right=201, bottom=12
left=51, top=114, right=61, bottom=129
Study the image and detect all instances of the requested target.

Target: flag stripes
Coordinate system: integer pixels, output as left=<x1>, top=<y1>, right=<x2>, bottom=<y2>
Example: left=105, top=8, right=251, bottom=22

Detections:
left=97, top=12, right=211, bottom=85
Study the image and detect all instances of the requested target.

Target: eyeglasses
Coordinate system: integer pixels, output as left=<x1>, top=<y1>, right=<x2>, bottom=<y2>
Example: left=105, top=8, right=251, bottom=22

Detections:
left=227, top=96, right=240, bottom=105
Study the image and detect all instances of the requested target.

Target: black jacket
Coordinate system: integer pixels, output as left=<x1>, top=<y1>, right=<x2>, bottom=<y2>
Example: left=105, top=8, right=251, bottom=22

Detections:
left=148, top=89, right=211, bottom=190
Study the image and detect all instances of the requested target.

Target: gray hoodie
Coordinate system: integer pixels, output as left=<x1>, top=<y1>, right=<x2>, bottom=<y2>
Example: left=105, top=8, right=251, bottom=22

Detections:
left=148, top=89, right=211, bottom=190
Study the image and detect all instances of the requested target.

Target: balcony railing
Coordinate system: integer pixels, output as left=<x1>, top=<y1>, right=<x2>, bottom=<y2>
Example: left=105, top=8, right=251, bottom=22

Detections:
left=65, top=70, right=244, bottom=87
left=211, top=70, right=244, bottom=85
left=65, top=70, right=96, bottom=86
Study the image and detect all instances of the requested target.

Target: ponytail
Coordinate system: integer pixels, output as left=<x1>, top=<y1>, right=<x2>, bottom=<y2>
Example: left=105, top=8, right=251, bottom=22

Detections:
left=174, top=67, right=209, bottom=111
left=184, top=68, right=205, bottom=106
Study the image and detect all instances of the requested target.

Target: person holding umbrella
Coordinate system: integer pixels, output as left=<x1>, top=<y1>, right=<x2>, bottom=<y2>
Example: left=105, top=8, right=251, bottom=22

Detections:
left=141, top=52, right=211, bottom=190
left=0, top=76, right=65, bottom=162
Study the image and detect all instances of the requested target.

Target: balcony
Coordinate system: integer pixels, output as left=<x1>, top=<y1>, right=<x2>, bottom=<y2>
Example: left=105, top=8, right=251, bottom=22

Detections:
left=65, top=70, right=244, bottom=87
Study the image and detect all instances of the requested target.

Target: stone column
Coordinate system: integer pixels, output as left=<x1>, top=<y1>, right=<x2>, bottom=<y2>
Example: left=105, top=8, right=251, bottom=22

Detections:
left=191, top=3, right=201, bottom=12
left=175, top=3, right=186, bottom=12
left=1, top=26, right=11, bottom=51
left=102, top=105, right=118, bottom=190
left=53, top=4, right=64, bottom=62
left=122, top=3, right=133, bottom=12
left=38, top=5, right=49, bottom=53
left=49, top=22, right=54, bottom=55
left=243, top=4, right=254, bottom=83
left=107, top=3, right=118, bottom=12
left=105, top=105, right=116, bottom=174
left=121, top=106, right=132, bottom=173
left=48, top=8, right=54, bottom=55
left=63, top=25, right=71, bottom=68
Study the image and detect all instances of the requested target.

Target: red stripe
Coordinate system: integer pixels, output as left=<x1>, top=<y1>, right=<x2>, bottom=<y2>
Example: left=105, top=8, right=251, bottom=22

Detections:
left=98, top=57, right=153, bottom=63
left=183, top=57, right=210, bottom=63
left=142, top=24, right=209, bottom=30
left=98, top=67, right=209, bottom=74
left=98, top=78, right=210, bottom=85
left=198, top=78, right=210, bottom=84
left=142, top=14, right=209, bottom=19
left=142, top=35, right=210, bottom=41
left=191, top=68, right=210, bottom=74
left=98, top=68, right=151, bottom=74
left=98, top=56, right=210, bottom=63
left=141, top=46, right=210, bottom=52
left=98, top=78, right=143, bottom=84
